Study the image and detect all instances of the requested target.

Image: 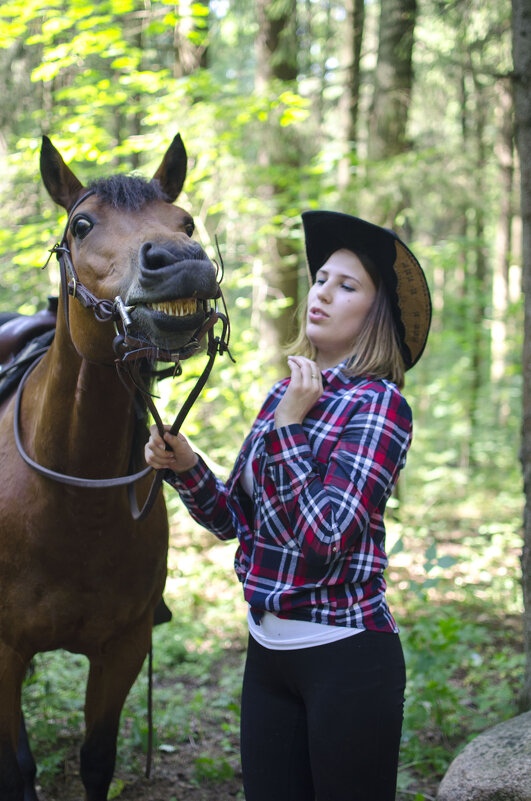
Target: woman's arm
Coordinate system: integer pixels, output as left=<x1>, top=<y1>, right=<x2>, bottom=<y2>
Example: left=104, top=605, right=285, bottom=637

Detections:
left=144, top=425, right=243, bottom=542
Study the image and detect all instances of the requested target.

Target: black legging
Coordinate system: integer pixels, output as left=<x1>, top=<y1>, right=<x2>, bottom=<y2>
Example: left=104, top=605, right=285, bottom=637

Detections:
left=240, top=629, right=406, bottom=801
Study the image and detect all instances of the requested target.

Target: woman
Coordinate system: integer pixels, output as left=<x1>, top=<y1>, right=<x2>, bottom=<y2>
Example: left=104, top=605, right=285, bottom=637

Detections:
left=145, top=210, right=432, bottom=801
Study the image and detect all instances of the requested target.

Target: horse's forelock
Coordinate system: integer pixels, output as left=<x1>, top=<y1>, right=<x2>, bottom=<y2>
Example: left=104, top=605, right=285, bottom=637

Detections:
left=87, top=175, right=169, bottom=211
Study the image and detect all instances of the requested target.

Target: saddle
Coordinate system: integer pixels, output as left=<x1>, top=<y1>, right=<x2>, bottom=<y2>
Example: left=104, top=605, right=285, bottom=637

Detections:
left=0, top=298, right=57, bottom=406
left=0, top=296, right=58, bottom=366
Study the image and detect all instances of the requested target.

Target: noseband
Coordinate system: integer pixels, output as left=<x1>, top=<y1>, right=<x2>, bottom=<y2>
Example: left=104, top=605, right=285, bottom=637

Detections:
left=15, top=189, right=232, bottom=520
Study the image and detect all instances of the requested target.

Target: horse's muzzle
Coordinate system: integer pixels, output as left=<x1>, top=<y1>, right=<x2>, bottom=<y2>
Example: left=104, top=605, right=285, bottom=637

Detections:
left=124, top=239, right=220, bottom=351
left=135, top=240, right=219, bottom=299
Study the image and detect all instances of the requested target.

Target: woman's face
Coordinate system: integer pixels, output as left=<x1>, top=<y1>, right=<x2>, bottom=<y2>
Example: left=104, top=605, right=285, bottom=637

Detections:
left=306, top=248, right=377, bottom=369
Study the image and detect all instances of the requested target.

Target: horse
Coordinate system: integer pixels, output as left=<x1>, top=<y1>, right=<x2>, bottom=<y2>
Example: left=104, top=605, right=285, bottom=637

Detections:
left=0, top=133, right=225, bottom=801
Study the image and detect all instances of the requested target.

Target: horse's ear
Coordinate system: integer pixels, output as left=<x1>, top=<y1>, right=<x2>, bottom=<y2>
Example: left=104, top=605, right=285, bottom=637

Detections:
left=152, top=134, right=187, bottom=203
left=40, top=136, right=85, bottom=211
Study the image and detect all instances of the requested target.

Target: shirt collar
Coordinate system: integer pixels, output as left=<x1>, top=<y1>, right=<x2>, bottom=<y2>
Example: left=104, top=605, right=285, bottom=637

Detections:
left=321, top=360, right=355, bottom=389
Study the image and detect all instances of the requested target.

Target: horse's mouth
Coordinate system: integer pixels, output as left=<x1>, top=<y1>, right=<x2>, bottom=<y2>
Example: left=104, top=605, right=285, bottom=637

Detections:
left=127, top=296, right=212, bottom=351
left=125, top=252, right=221, bottom=352
left=147, top=299, right=199, bottom=318
left=141, top=297, right=205, bottom=331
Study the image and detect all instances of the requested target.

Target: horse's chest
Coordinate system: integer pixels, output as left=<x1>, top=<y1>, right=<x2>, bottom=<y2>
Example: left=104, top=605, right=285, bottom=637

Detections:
left=1, top=476, right=167, bottom=641
left=26, top=494, right=167, bottom=578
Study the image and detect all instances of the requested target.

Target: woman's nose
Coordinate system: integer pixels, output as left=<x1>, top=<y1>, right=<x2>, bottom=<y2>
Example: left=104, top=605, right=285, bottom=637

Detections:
left=316, top=282, right=331, bottom=301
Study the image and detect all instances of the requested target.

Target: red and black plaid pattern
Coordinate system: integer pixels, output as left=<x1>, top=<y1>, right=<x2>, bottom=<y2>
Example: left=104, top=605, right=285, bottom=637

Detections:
left=168, top=363, right=412, bottom=633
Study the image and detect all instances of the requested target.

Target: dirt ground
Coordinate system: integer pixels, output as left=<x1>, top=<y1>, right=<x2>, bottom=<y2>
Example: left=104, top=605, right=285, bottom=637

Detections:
left=37, top=646, right=246, bottom=801
left=39, top=743, right=243, bottom=801
left=38, top=743, right=439, bottom=801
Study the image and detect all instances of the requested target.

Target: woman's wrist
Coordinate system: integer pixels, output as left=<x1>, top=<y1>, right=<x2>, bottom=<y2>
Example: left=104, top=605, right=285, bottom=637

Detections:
left=274, top=412, right=302, bottom=429
left=171, top=453, right=199, bottom=474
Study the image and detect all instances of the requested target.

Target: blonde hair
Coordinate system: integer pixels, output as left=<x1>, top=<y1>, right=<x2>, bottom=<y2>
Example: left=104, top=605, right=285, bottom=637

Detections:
left=285, top=252, right=406, bottom=389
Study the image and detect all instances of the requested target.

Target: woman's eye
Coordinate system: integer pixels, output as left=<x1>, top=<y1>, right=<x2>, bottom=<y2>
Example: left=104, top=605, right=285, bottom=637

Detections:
left=185, top=221, right=195, bottom=237
left=342, top=284, right=356, bottom=292
left=71, top=216, right=93, bottom=239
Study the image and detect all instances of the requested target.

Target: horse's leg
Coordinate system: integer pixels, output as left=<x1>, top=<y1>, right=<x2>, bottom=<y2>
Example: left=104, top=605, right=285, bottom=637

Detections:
left=0, top=646, right=28, bottom=801
left=80, top=619, right=152, bottom=801
left=17, top=714, right=38, bottom=801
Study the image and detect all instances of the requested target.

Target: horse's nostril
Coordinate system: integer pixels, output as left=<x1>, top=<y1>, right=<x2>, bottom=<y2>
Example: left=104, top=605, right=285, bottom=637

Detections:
left=140, top=241, right=205, bottom=270
left=141, top=243, right=169, bottom=270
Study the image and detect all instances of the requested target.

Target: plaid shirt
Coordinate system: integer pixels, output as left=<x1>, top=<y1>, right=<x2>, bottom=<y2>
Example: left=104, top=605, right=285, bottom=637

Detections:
left=167, top=363, right=412, bottom=632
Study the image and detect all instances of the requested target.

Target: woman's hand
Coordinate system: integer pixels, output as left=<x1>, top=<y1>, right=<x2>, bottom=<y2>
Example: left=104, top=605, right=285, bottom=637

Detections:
left=144, top=425, right=198, bottom=474
left=274, top=356, right=323, bottom=428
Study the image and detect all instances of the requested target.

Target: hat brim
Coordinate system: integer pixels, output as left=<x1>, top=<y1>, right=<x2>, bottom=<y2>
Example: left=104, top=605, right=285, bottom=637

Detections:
left=301, top=210, right=431, bottom=369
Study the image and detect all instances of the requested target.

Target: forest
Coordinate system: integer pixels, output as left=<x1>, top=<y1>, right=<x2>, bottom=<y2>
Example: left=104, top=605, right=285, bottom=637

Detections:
left=0, top=0, right=526, bottom=800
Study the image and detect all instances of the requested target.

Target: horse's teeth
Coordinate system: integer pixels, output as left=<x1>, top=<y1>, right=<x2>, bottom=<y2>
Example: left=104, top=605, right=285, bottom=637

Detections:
left=149, top=299, right=198, bottom=317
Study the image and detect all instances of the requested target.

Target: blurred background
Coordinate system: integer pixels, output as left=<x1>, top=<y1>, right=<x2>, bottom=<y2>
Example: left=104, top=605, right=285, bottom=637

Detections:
left=0, top=1, right=522, bottom=799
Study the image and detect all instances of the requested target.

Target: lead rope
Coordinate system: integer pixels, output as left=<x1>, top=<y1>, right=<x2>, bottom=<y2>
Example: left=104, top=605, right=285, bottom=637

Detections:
left=124, top=308, right=230, bottom=521
left=139, top=311, right=230, bottom=778
left=122, top=291, right=230, bottom=778
left=146, top=640, right=154, bottom=778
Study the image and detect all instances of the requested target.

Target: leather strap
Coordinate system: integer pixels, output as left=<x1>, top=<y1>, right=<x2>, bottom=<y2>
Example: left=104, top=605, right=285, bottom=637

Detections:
left=13, top=351, right=152, bottom=488
left=13, top=313, right=230, bottom=508
left=127, top=316, right=228, bottom=521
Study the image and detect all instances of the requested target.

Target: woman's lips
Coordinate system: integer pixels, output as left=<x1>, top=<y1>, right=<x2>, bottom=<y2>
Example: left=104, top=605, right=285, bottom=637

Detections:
left=308, top=306, right=329, bottom=322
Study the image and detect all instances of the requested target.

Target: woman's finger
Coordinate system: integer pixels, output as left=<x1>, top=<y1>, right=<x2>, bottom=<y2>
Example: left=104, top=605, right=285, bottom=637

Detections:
left=288, top=357, right=322, bottom=389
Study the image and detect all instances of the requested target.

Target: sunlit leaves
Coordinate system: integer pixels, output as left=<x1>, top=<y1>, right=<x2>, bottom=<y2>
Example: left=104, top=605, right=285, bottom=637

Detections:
left=32, top=27, right=128, bottom=82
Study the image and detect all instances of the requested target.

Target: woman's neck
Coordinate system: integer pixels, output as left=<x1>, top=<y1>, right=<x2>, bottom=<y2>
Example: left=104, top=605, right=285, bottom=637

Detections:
left=316, top=351, right=349, bottom=370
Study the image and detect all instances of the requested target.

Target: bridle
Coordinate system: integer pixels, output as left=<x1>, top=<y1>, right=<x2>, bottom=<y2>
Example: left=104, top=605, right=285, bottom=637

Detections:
left=14, top=189, right=232, bottom=521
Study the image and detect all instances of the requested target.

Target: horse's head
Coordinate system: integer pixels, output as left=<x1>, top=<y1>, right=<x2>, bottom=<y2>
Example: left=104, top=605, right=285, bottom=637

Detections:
left=40, top=134, right=221, bottom=361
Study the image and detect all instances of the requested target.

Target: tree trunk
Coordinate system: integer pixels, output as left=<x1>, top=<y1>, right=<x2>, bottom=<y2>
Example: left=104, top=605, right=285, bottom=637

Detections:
left=491, top=78, right=514, bottom=426
left=255, top=0, right=300, bottom=371
left=469, top=74, right=489, bottom=465
left=173, top=0, right=209, bottom=78
left=512, top=0, right=531, bottom=712
left=338, top=0, right=365, bottom=191
left=368, top=0, right=417, bottom=161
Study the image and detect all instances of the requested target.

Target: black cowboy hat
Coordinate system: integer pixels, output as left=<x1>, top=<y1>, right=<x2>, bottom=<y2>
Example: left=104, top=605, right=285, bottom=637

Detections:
left=301, top=210, right=432, bottom=370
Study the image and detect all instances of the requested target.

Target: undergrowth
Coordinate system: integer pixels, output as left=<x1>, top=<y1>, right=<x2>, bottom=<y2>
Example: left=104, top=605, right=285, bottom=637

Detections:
left=21, top=442, right=525, bottom=800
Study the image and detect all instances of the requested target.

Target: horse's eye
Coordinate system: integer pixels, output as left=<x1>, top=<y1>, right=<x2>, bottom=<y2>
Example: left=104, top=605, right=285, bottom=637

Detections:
left=185, top=221, right=195, bottom=237
left=71, top=216, right=93, bottom=239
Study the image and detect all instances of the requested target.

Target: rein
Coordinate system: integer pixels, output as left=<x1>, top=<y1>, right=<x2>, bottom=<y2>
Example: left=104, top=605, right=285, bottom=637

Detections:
left=16, top=190, right=232, bottom=520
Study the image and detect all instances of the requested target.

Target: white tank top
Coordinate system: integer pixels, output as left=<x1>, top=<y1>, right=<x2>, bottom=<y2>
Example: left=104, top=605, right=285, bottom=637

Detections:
left=247, top=608, right=363, bottom=650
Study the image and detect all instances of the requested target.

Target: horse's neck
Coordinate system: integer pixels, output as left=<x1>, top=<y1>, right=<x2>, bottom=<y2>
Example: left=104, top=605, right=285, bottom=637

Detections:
left=27, top=325, right=138, bottom=475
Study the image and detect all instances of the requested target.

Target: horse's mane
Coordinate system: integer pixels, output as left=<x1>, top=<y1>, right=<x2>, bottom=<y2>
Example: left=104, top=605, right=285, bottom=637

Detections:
left=87, top=175, right=169, bottom=210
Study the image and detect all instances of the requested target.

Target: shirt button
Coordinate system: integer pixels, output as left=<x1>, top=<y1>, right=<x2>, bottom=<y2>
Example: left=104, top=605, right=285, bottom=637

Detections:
left=332, top=546, right=337, bottom=552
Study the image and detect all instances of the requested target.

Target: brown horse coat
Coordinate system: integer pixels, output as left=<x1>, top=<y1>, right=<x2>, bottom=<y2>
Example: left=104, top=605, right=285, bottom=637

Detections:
left=0, top=134, right=220, bottom=801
